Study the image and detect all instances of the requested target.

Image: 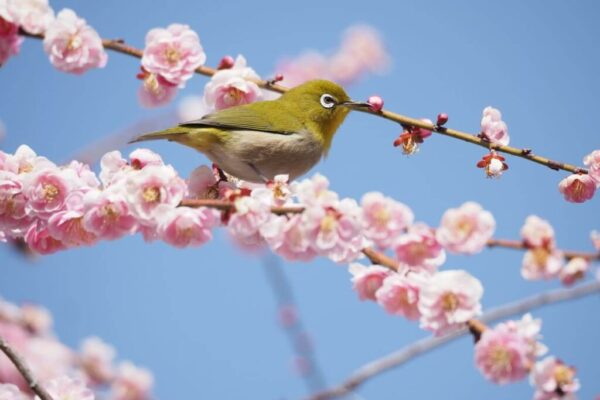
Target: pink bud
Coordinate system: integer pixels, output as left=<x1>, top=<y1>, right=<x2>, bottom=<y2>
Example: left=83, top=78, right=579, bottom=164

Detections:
left=367, top=95, right=384, bottom=112
left=273, top=73, right=284, bottom=82
left=217, top=55, right=235, bottom=70
left=436, top=113, right=448, bottom=126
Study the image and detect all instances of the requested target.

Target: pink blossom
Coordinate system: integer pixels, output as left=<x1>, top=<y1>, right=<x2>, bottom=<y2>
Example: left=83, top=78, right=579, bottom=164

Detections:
left=20, top=303, right=52, bottom=334
left=293, top=173, right=339, bottom=208
left=276, top=51, right=328, bottom=87
left=0, top=384, right=27, bottom=400
left=177, top=95, right=207, bottom=121
left=558, top=174, right=596, bottom=203
left=361, top=192, right=414, bottom=249
left=481, top=106, right=510, bottom=146
left=111, top=361, right=153, bottom=400
left=521, top=248, right=564, bottom=280
left=303, top=198, right=365, bottom=263
left=394, top=223, right=446, bottom=273
left=79, top=336, right=115, bottom=385
left=43, top=9, right=107, bottom=74
left=418, top=270, right=483, bottom=335
left=7, top=0, right=54, bottom=34
left=187, top=165, right=233, bottom=200
left=25, top=336, right=73, bottom=384
left=156, top=206, right=217, bottom=248
left=0, top=171, right=31, bottom=237
left=260, top=214, right=317, bottom=261
left=348, top=263, right=391, bottom=301
left=227, top=190, right=272, bottom=248
left=266, top=174, right=292, bottom=206
left=47, top=191, right=97, bottom=247
left=24, top=220, right=65, bottom=254
left=128, top=148, right=163, bottom=170
left=591, top=230, right=600, bottom=250
left=66, top=160, right=100, bottom=188
left=204, top=55, right=263, bottom=111
left=559, top=257, right=589, bottom=286
left=82, top=190, right=137, bottom=240
left=521, top=215, right=555, bottom=249
left=141, top=23, right=206, bottom=87
left=0, top=8, right=22, bottom=66
left=531, top=357, right=580, bottom=397
left=99, top=151, right=128, bottom=187
left=583, top=149, right=600, bottom=185
left=436, top=202, right=496, bottom=254
left=475, top=323, right=534, bottom=384
left=0, top=322, right=30, bottom=389
left=375, top=271, right=425, bottom=320
left=124, top=165, right=186, bottom=224
left=137, top=67, right=178, bottom=108
left=2, top=145, right=55, bottom=175
left=45, top=376, right=94, bottom=400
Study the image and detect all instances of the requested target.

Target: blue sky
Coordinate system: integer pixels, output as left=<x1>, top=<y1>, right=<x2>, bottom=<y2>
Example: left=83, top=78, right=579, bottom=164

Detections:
left=1, top=1, right=599, bottom=399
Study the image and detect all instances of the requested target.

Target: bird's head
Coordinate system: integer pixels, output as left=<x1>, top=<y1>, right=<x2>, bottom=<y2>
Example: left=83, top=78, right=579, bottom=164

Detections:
left=280, top=79, right=370, bottom=152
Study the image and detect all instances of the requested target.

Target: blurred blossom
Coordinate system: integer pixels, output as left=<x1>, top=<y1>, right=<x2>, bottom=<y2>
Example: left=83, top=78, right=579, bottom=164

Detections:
left=520, top=215, right=555, bottom=249
left=559, top=257, right=589, bottom=286
left=137, top=67, right=178, bottom=108
left=436, top=202, right=495, bottom=255
left=7, top=0, right=54, bottom=34
left=0, top=383, right=27, bottom=400
left=111, top=361, right=153, bottom=400
left=276, top=24, right=389, bottom=87
left=521, top=248, right=564, bottom=280
left=177, top=95, right=207, bottom=122
left=591, top=230, right=600, bottom=250
left=79, top=336, right=115, bottom=385
left=418, top=270, right=483, bottom=336
left=0, top=5, right=22, bottom=66
left=394, top=223, right=446, bottom=273
left=531, top=357, right=580, bottom=399
left=475, top=314, right=545, bottom=384
left=45, top=376, right=94, bottom=400
left=43, top=9, right=107, bottom=74
left=20, top=303, right=52, bottom=334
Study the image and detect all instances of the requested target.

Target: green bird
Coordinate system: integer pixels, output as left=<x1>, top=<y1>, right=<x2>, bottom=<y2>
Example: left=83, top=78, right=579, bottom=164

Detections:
left=130, top=79, right=370, bottom=183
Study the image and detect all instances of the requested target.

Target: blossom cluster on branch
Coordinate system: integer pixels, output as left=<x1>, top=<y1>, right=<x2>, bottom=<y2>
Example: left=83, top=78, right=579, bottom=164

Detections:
left=0, top=296, right=153, bottom=400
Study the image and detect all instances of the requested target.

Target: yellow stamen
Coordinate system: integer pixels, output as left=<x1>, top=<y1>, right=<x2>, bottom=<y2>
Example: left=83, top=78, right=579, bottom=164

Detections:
left=43, top=184, right=59, bottom=202
left=374, top=207, right=390, bottom=226
left=142, top=187, right=161, bottom=203
left=490, top=346, right=511, bottom=372
left=531, top=247, right=549, bottom=269
left=441, top=292, right=459, bottom=312
left=320, top=214, right=337, bottom=234
left=66, top=35, right=82, bottom=51
left=554, top=364, right=575, bottom=387
left=164, top=46, right=180, bottom=65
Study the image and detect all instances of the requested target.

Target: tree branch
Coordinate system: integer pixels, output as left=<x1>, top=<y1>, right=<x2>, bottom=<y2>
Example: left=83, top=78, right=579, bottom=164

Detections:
left=307, top=280, right=600, bottom=400
left=19, top=30, right=587, bottom=176
left=0, top=334, right=54, bottom=400
left=487, top=238, right=600, bottom=261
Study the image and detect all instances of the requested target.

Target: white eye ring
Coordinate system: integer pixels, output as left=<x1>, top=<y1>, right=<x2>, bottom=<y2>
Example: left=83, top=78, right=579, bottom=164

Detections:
left=320, top=93, right=337, bottom=109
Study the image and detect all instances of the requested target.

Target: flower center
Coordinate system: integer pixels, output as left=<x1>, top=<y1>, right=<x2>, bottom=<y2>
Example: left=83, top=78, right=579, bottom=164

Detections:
left=142, top=187, right=161, bottom=203
left=164, top=46, right=181, bottom=65
left=66, top=35, right=82, bottom=51
left=490, top=346, right=511, bottom=372
left=18, top=164, right=33, bottom=174
left=456, top=218, right=474, bottom=235
left=144, top=73, right=161, bottom=94
left=42, top=183, right=59, bottom=202
left=570, top=179, right=584, bottom=198
left=440, top=292, right=459, bottom=312
left=531, top=247, right=549, bottom=269
left=320, top=214, right=338, bottom=234
left=103, top=204, right=119, bottom=221
left=223, top=87, right=245, bottom=106
left=374, top=207, right=390, bottom=226
left=554, top=365, right=574, bottom=387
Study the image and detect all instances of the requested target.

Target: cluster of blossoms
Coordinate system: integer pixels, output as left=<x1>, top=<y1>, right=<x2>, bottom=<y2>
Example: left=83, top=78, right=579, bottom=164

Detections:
left=520, top=216, right=590, bottom=285
left=474, top=314, right=580, bottom=398
left=275, top=25, right=389, bottom=88
left=558, top=150, right=599, bottom=204
left=0, top=0, right=108, bottom=74
left=0, top=296, right=153, bottom=400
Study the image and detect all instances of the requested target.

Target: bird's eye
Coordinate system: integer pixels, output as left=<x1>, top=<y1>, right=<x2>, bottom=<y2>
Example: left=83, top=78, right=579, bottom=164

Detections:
left=320, top=94, right=337, bottom=109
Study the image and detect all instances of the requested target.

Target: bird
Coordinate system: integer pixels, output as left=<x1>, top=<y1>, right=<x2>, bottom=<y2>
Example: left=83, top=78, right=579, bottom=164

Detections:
left=130, top=79, right=370, bottom=183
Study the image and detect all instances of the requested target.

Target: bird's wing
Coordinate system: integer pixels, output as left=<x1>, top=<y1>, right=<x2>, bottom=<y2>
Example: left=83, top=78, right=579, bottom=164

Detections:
left=179, top=102, right=301, bottom=135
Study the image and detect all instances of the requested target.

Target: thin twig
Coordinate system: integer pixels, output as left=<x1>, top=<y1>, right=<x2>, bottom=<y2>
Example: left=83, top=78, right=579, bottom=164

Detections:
left=487, top=238, right=600, bottom=261
left=307, top=280, right=600, bottom=400
left=0, top=334, right=54, bottom=400
left=19, top=30, right=587, bottom=175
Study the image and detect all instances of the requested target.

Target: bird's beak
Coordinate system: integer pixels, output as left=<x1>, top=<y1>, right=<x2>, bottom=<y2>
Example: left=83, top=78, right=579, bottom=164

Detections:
left=340, top=100, right=372, bottom=110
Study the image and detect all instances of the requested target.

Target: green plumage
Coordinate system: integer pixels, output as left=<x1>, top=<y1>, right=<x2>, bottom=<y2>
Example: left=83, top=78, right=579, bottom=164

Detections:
left=130, top=79, right=364, bottom=182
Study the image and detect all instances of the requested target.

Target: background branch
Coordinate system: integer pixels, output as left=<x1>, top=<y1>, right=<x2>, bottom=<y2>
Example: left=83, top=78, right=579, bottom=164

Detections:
left=0, top=334, right=54, bottom=400
left=307, top=280, right=600, bottom=400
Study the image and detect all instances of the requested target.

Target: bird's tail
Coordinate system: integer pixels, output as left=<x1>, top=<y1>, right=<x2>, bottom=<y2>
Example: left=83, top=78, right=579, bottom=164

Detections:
left=128, top=127, right=189, bottom=144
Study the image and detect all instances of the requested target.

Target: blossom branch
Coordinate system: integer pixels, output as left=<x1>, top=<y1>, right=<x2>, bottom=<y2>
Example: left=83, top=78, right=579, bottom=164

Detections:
left=487, top=238, right=600, bottom=261
left=307, top=279, right=600, bottom=400
left=18, top=31, right=587, bottom=176
left=0, top=334, right=54, bottom=400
